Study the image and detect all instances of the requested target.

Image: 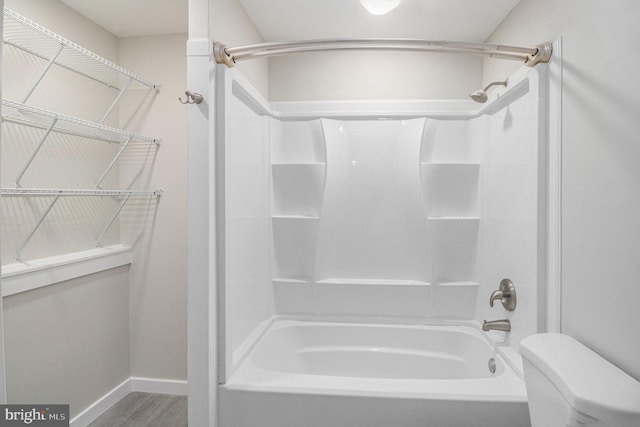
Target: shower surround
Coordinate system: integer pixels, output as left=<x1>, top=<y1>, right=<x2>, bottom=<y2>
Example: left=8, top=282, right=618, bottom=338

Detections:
left=218, top=63, right=546, bottom=426
left=271, top=116, right=478, bottom=318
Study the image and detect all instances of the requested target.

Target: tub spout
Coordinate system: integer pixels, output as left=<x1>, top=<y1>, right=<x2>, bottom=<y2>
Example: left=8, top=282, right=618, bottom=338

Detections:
left=482, top=319, right=511, bottom=332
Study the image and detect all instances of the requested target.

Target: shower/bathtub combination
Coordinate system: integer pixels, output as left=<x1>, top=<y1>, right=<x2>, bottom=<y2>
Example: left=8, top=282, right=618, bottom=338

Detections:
left=203, top=38, right=552, bottom=427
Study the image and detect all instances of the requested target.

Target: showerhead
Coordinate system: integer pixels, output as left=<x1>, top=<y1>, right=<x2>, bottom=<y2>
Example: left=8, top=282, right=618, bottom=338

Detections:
left=469, top=90, right=488, bottom=103
left=469, top=79, right=508, bottom=103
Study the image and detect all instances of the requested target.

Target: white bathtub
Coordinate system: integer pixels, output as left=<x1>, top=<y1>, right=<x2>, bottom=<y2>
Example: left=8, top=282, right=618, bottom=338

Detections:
left=219, top=319, right=530, bottom=427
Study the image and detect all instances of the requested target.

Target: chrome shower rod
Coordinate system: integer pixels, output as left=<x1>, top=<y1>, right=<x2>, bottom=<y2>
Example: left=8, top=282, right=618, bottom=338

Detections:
left=214, top=38, right=552, bottom=68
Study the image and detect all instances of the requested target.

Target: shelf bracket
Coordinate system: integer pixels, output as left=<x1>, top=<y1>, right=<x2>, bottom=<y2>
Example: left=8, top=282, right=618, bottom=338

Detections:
left=15, top=194, right=61, bottom=262
left=21, top=43, right=64, bottom=104
left=14, top=117, right=59, bottom=188
left=95, top=194, right=132, bottom=247
left=94, top=136, right=133, bottom=189
left=100, top=76, right=133, bottom=124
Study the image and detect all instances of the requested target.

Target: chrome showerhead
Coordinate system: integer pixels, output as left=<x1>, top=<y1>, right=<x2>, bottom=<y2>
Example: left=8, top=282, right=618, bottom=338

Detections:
left=469, top=90, right=488, bottom=103
left=469, top=79, right=508, bottom=103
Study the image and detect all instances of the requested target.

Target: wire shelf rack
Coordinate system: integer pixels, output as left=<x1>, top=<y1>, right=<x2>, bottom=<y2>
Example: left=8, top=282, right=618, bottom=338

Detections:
left=3, top=7, right=159, bottom=91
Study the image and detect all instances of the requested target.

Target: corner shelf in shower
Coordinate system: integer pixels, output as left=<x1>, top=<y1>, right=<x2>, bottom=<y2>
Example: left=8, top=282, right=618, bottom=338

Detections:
left=2, top=7, right=160, bottom=121
left=272, top=162, right=325, bottom=166
left=272, top=277, right=312, bottom=284
left=270, top=121, right=327, bottom=312
left=420, top=159, right=479, bottom=286
left=271, top=163, right=325, bottom=218
left=270, top=166, right=324, bottom=278
left=429, top=217, right=479, bottom=286
left=435, top=281, right=479, bottom=287
left=427, top=216, right=480, bottom=220
left=271, top=277, right=315, bottom=314
left=420, top=162, right=479, bottom=165
left=272, top=216, right=320, bottom=280
left=272, top=216, right=320, bottom=221
left=431, top=281, right=479, bottom=319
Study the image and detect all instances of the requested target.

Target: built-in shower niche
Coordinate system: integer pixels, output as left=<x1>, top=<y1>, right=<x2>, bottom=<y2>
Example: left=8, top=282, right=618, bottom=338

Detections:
left=272, top=164, right=324, bottom=217
left=421, top=119, right=480, bottom=318
left=270, top=120, right=326, bottom=313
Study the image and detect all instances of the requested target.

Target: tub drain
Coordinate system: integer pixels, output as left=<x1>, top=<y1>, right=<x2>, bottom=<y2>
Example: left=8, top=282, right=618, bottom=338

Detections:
left=488, top=358, right=496, bottom=374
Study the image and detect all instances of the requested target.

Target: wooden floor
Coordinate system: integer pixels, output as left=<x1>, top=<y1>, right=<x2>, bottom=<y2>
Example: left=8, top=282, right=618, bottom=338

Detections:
left=88, top=392, right=187, bottom=427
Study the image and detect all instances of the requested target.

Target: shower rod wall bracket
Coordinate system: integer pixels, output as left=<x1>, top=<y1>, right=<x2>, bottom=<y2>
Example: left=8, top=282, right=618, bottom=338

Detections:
left=526, top=42, right=553, bottom=67
left=214, top=42, right=235, bottom=68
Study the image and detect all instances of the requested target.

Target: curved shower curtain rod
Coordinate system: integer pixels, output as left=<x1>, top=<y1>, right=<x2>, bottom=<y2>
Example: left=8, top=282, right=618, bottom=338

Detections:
left=213, top=38, right=552, bottom=68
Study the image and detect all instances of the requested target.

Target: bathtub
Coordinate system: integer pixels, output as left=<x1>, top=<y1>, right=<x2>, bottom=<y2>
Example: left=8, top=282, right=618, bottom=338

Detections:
left=219, top=319, right=530, bottom=427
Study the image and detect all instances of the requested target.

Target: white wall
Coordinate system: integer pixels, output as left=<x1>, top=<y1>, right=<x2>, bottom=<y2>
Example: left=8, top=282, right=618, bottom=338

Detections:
left=118, top=34, right=188, bottom=382
left=219, top=68, right=273, bottom=374
left=477, top=68, right=545, bottom=352
left=265, top=86, right=545, bottom=330
left=485, top=0, right=640, bottom=381
left=269, top=52, right=482, bottom=101
left=315, top=119, right=429, bottom=282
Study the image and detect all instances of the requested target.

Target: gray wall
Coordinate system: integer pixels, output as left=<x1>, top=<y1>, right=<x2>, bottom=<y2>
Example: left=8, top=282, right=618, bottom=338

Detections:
left=119, top=33, right=189, bottom=382
left=268, top=51, right=482, bottom=101
left=485, top=0, right=640, bottom=381
left=2, top=0, right=189, bottom=417
left=3, top=267, right=130, bottom=418
left=2, top=0, right=128, bottom=418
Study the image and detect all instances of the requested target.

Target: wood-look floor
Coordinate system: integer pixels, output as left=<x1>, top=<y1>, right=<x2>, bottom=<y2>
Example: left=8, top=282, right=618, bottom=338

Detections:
left=88, top=392, right=187, bottom=427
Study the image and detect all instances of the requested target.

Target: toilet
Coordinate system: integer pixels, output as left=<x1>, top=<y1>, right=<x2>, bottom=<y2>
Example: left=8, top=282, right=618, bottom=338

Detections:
left=520, top=333, right=640, bottom=427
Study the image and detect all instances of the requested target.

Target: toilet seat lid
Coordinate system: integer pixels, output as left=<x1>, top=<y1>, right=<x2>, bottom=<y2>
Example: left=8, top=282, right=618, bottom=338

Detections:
left=520, top=333, right=640, bottom=418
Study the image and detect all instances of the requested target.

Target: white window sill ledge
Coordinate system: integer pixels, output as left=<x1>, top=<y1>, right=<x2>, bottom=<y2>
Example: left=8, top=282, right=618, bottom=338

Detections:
left=1, top=245, right=133, bottom=297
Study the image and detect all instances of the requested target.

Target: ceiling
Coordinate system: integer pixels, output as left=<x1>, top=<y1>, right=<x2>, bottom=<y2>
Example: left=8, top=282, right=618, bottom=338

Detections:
left=58, top=0, right=520, bottom=42
left=239, top=0, right=522, bottom=41
left=59, top=0, right=188, bottom=38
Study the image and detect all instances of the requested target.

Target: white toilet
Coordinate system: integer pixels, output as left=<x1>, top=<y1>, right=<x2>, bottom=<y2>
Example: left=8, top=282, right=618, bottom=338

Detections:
left=520, top=333, right=640, bottom=427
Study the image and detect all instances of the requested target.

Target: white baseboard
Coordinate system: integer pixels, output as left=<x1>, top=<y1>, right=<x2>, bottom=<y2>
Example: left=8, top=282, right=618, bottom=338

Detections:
left=70, top=378, right=131, bottom=427
left=70, top=377, right=188, bottom=427
left=130, top=377, right=188, bottom=396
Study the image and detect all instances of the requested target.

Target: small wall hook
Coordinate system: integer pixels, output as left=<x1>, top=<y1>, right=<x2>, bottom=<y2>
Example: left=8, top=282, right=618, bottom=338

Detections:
left=179, top=91, right=203, bottom=105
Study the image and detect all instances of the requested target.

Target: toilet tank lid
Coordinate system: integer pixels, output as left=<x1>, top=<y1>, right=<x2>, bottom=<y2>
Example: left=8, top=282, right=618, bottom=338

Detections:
left=520, top=333, right=640, bottom=417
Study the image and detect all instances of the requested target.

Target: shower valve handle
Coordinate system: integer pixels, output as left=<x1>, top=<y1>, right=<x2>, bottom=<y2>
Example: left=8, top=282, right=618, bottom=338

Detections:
left=489, top=279, right=517, bottom=311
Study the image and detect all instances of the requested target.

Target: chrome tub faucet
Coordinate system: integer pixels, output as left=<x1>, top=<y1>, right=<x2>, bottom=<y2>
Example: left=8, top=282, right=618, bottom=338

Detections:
left=482, top=319, right=511, bottom=332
